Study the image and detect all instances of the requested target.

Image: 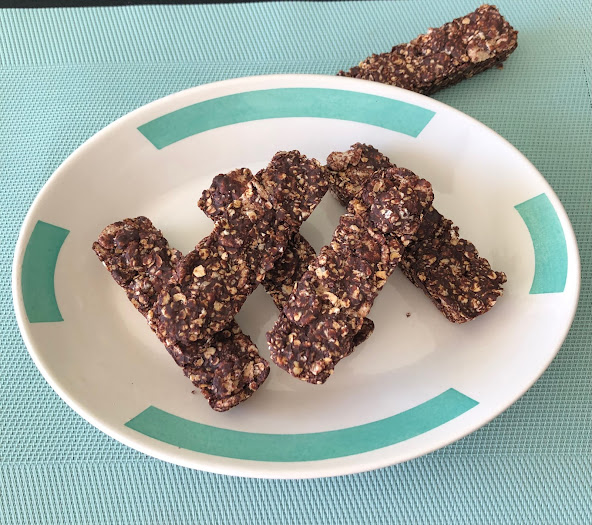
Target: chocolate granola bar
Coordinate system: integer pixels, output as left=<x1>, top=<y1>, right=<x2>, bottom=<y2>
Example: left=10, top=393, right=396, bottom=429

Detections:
left=326, top=143, right=393, bottom=207
left=198, top=169, right=375, bottom=346
left=267, top=168, right=433, bottom=383
left=152, top=151, right=328, bottom=347
left=338, top=4, right=518, bottom=95
left=92, top=217, right=269, bottom=412
left=326, top=143, right=507, bottom=323
left=401, top=206, right=507, bottom=322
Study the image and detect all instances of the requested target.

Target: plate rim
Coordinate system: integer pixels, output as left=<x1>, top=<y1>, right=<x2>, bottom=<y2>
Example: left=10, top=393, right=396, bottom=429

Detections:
left=11, top=73, right=582, bottom=479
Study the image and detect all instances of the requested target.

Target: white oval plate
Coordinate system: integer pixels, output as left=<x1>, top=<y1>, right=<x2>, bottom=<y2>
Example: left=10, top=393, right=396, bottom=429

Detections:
left=13, top=75, right=580, bottom=479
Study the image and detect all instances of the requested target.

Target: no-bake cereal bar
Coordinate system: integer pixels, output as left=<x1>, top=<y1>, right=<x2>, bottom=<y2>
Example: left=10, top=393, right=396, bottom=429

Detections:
left=267, top=168, right=433, bottom=383
left=92, top=217, right=269, bottom=412
left=338, top=4, right=518, bottom=95
left=198, top=168, right=375, bottom=346
left=151, top=151, right=328, bottom=347
left=326, top=143, right=507, bottom=323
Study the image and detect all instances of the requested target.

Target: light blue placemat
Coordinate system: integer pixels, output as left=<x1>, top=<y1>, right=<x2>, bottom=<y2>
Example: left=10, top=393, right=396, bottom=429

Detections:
left=1, top=2, right=591, bottom=523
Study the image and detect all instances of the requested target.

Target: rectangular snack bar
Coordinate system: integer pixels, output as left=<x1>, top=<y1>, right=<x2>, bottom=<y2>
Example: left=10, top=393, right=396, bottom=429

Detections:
left=92, top=217, right=269, bottom=412
left=198, top=169, right=375, bottom=346
left=338, top=4, right=518, bottom=95
left=267, top=168, right=433, bottom=383
left=152, top=151, right=328, bottom=347
left=326, top=143, right=507, bottom=323
left=199, top=168, right=321, bottom=309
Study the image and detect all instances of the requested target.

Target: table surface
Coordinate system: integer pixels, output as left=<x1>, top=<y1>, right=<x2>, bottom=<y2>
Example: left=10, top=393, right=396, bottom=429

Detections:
left=1, top=1, right=591, bottom=523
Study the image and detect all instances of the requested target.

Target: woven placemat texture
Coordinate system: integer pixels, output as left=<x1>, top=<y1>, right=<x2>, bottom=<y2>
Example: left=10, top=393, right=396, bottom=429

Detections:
left=1, top=1, right=590, bottom=523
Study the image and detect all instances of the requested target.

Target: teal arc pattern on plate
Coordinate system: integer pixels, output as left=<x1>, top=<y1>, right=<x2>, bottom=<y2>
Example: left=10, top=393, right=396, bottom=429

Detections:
left=137, top=87, right=436, bottom=149
left=2, top=2, right=591, bottom=522
left=21, top=220, right=69, bottom=323
left=125, top=388, right=478, bottom=461
left=514, top=193, right=568, bottom=294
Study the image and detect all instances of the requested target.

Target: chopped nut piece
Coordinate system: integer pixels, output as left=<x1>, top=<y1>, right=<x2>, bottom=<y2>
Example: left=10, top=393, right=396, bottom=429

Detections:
left=193, top=265, right=206, bottom=278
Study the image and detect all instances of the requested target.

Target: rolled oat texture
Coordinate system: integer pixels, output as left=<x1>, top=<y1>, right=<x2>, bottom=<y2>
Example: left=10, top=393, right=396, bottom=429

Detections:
left=326, top=143, right=507, bottom=323
left=92, top=216, right=269, bottom=412
left=267, top=168, right=433, bottom=383
left=153, top=151, right=328, bottom=347
left=338, top=4, right=518, bottom=95
left=199, top=168, right=375, bottom=346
